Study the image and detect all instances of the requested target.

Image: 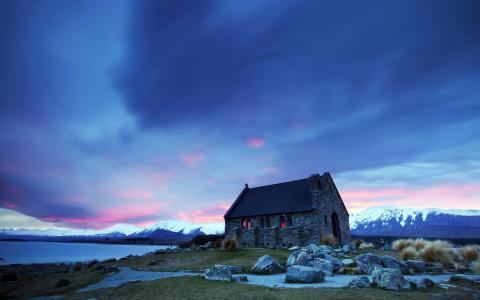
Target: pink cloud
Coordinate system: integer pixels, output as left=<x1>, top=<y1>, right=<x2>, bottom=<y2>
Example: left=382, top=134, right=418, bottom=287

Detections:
left=246, top=137, right=265, bottom=148
left=177, top=204, right=230, bottom=223
left=42, top=203, right=167, bottom=229
left=111, top=188, right=154, bottom=200
left=181, top=152, right=205, bottom=167
left=341, top=183, right=480, bottom=212
left=3, top=201, right=16, bottom=209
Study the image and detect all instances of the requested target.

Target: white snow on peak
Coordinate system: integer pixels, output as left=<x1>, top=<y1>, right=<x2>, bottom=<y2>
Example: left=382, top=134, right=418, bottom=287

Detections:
left=349, top=205, right=480, bottom=230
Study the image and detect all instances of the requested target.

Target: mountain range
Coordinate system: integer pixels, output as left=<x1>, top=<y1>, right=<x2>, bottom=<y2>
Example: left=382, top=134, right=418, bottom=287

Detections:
left=350, top=206, right=480, bottom=238
left=2, top=206, right=480, bottom=241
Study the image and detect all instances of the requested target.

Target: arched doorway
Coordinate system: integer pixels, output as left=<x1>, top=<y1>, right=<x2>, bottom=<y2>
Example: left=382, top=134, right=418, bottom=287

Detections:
left=331, top=212, right=342, bottom=244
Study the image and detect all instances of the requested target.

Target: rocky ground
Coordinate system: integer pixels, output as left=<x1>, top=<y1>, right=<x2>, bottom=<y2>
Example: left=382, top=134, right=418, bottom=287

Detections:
left=1, top=242, right=480, bottom=299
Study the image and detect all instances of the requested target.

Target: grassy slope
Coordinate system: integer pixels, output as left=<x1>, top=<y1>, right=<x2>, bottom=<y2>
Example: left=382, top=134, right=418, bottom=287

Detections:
left=71, top=276, right=479, bottom=300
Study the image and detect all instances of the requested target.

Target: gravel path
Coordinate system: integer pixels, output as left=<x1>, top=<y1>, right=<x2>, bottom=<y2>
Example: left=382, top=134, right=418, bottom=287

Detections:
left=77, top=267, right=480, bottom=292
left=77, top=267, right=200, bottom=292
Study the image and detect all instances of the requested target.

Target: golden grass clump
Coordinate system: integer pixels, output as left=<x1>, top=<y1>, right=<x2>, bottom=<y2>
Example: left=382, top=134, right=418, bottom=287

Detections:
left=458, top=245, right=480, bottom=262
left=353, top=239, right=364, bottom=248
left=419, top=240, right=454, bottom=266
left=221, top=239, right=238, bottom=251
left=392, top=239, right=414, bottom=251
left=414, top=238, right=428, bottom=251
left=321, top=234, right=339, bottom=246
left=400, top=246, right=418, bottom=260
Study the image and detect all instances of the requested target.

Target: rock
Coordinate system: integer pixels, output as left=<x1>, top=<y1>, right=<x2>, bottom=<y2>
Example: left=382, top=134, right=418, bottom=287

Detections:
left=425, top=262, right=443, bottom=273
left=342, top=243, right=356, bottom=253
left=304, top=243, right=320, bottom=253
left=251, top=255, right=284, bottom=274
left=199, top=241, right=213, bottom=250
left=380, top=244, right=392, bottom=251
left=311, top=258, right=333, bottom=276
left=55, top=279, right=70, bottom=288
left=1, top=272, right=18, bottom=282
left=285, top=265, right=325, bottom=283
left=120, top=255, right=133, bottom=261
left=354, top=253, right=382, bottom=274
left=233, top=275, right=248, bottom=282
left=318, top=245, right=333, bottom=252
left=154, top=249, right=167, bottom=255
left=310, top=251, right=333, bottom=260
left=416, top=278, right=435, bottom=289
left=371, top=268, right=406, bottom=291
left=404, top=260, right=426, bottom=273
left=204, top=265, right=233, bottom=281
left=330, top=257, right=342, bottom=272
left=95, top=264, right=105, bottom=271
left=380, top=256, right=408, bottom=274
left=148, top=260, right=160, bottom=266
left=286, top=250, right=310, bottom=267
left=348, top=276, right=370, bottom=288
left=342, top=259, right=355, bottom=268
left=288, top=246, right=300, bottom=251
left=214, top=264, right=243, bottom=274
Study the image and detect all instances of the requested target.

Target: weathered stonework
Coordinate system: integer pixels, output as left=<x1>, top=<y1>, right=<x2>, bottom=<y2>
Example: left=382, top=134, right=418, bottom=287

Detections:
left=224, top=173, right=350, bottom=247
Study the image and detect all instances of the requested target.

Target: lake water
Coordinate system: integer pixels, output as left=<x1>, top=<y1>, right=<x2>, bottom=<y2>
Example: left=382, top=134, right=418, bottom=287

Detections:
left=0, top=241, right=170, bottom=265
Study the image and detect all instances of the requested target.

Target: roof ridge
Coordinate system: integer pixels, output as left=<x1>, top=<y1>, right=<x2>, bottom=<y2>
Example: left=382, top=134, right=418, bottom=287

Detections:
left=249, top=177, right=310, bottom=190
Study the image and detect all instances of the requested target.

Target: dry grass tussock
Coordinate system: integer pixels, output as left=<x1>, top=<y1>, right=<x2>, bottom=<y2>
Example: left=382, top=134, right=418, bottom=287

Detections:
left=419, top=240, right=454, bottom=266
left=400, top=246, right=418, bottom=260
left=321, top=234, right=338, bottom=246
left=414, top=238, right=428, bottom=251
left=221, top=239, right=238, bottom=251
left=392, top=239, right=414, bottom=251
left=458, top=245, right=480, bottom=262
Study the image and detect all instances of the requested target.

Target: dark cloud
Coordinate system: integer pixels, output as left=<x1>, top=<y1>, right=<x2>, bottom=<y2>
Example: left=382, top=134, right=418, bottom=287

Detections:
left=118, top=0, right=480, bottom=129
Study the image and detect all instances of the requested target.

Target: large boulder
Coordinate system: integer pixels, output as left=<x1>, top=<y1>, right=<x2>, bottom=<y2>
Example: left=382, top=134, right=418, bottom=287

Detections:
left=214, top=264, right=243, bottom=274
left=204, top=265, right=232, bottom=281
left=285, top=265, right=325, bottom=283
left=355, top=253, right=382, bottom=274
left=304, top=243, right=320, bottom=253
left=342, top=243, right=357, bottom=253
left=251, top=255, right=284, bottom=274
left=404, top=260, right=426, bottom=273
left=342, top=259, right=356, bottom=268
left=372, top=268, right=407, bottom=291
left=286, top=250, right=310, bottom=267
left=380, top=255, right=408, bottom=274
left=311, top=258, right=333, bottom=276
left=410, top=278, right=435, bottom=290
left=348, top=276, right=370, bottom=288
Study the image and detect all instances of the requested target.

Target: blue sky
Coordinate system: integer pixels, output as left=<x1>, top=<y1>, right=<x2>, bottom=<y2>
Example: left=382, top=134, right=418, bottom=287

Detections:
left=1, top=0, right=479, bottom=232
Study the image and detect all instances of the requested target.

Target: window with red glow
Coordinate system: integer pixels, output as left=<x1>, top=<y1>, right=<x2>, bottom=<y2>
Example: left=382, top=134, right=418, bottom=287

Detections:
left=242, top=219, right=247, bottom=229
left=247, top=218, right=252, bottom=229
left=280, top=216, right=286, bottom=229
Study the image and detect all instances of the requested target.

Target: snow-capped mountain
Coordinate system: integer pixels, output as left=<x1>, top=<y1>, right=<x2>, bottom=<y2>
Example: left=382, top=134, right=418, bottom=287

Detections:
left=350, top=206, right=480, bottom=238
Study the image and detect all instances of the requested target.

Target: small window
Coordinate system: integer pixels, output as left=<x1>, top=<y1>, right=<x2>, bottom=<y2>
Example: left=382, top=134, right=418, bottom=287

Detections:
left=287, top=215, right=293, bottom=227
left=247, top=218, right=252, bottom=230
left=260, top=218, right=265, bottom=228
left=242, top=218, right=247, bottom=229
left=324, top=215, right=328, bottom=226
left=266, top=217, right=270, bottom=228
left=280, top=215, right=286, bottom=229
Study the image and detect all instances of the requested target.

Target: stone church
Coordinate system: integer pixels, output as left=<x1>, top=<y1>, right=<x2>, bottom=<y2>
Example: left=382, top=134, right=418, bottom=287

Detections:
left=224, top=173, right=350, bottom=248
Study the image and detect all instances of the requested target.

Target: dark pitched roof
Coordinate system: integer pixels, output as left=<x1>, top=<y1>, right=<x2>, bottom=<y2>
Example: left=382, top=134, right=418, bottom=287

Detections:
left=224, top=178, right=314, bottom=218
